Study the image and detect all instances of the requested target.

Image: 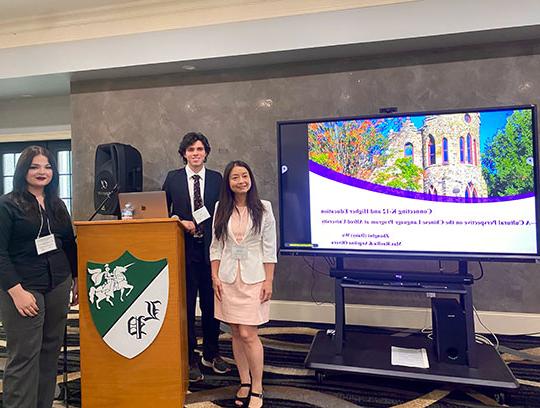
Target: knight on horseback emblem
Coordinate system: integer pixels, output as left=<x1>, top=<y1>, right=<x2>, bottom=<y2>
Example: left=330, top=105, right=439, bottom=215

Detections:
left=88, top=262, right=135, bottom=309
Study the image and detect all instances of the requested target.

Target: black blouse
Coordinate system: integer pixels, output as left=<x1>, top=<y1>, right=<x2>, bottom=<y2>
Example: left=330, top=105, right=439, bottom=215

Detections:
left=0, top=192, right=77, bottom=292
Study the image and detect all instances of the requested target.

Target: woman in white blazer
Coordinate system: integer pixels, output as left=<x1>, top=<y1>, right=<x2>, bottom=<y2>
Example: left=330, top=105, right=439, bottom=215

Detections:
left=210, top=160, right=277, bottom=408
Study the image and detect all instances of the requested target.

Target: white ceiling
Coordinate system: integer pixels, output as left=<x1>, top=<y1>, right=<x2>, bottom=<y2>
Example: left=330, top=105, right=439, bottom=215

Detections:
left=1, top=0, right=540, bottom=102
left=0, top=0, right=414, bottom=100
left=0, top=74, right=70, bottom=99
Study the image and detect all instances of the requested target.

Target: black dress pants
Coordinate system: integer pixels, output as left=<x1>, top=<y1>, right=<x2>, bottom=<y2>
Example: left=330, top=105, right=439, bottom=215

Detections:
left=185, top=242, right=220, bottom=362
left=0, top=276, right=71, bottom=408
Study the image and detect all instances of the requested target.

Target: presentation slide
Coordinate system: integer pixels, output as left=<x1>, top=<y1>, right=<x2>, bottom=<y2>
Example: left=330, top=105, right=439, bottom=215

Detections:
left=306, top=108, right=537, bottom=255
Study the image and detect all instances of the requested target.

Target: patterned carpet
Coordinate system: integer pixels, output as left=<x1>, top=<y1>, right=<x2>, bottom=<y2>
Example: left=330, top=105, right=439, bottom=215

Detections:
left=1, top=308, right=540, bottom=407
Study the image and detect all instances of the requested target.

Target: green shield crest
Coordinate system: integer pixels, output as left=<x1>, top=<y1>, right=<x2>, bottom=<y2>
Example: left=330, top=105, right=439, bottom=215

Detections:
left=86, top=251, right=169, bottom=358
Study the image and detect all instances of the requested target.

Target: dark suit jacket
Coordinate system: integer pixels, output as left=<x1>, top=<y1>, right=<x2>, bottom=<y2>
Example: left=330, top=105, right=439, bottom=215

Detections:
left=162, top=167, right=222, bottom=264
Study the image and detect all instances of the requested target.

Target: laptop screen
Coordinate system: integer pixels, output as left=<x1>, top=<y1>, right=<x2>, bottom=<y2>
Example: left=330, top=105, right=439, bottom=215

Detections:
left=118, top=191, right=169, bottom=219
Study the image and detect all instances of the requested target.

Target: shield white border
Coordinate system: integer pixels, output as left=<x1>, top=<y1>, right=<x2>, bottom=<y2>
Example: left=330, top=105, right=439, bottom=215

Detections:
left=100, top=264, right=169, bottom=359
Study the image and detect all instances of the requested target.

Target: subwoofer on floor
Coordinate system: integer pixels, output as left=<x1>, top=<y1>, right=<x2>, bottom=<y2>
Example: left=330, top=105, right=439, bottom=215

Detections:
left=94, top=143, right=142, bottom=215
left=431, top=297, right=468, bottom=365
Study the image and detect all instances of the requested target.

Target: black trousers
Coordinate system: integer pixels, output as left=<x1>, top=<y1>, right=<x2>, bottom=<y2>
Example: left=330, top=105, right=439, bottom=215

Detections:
left=185, top=242, right=220, bottom=362
left=0, top=276, right=71, bottom=408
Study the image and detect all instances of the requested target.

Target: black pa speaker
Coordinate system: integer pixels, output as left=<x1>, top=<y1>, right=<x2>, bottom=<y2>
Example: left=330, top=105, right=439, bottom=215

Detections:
left=431, top=298, right=468, bottom=365
left=94, top=143, right=143, bottom=215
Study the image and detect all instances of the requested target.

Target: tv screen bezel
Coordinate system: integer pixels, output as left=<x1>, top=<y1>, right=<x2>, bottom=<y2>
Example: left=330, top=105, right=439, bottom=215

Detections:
left=277, top=104, right=540, bottom=262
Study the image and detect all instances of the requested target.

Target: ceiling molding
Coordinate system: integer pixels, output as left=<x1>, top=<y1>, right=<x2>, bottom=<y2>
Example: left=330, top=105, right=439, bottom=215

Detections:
left=2, top=0, right=540, bottom=84
left=0, top=0, right=414, bottom=49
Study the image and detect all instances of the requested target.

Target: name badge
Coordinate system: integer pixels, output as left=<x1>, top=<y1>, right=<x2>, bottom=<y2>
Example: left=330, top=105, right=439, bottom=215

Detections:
left=35, top=234, right=57, bottom=255
left=193, top=206, right=211, bottom=224
left=232, top=244, right=248, bottom=260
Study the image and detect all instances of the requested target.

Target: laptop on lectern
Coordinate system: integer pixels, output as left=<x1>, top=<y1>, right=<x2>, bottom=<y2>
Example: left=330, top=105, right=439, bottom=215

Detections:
left=118, top=191, right=169, bottom=219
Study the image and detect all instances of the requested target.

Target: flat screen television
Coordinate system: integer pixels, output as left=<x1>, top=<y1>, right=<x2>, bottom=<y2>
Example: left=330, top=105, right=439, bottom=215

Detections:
left=278, top=105, right=540, bottom=261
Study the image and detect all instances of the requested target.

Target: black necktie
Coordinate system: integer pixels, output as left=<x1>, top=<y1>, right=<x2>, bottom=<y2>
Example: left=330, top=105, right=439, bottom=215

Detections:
left=192, top=174, right=203, bottom=237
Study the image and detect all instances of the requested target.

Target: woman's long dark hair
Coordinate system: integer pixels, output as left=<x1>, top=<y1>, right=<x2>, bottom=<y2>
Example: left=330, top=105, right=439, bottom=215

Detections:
left=214, top=161, right=265, bottom=242
left=11, top=145, right=69, bottom=223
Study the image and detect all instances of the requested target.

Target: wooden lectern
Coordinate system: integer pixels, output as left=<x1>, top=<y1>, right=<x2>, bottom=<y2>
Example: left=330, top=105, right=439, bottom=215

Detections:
left=75, top=218, right=188, bottom=407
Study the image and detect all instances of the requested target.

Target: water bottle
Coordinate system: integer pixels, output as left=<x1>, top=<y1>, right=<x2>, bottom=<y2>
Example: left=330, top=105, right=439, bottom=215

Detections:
left=121, top=202, right=134, bottom=220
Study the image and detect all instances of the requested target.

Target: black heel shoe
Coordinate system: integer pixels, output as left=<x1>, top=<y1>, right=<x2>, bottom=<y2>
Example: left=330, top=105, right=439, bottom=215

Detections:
left=234, top=383, right=251, bottom=407
left=248, top=390, right=264, bottom=408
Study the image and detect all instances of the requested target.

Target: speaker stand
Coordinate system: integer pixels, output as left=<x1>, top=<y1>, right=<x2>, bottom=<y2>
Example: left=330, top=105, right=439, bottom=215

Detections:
left=88, top=184, right=118, bottom=221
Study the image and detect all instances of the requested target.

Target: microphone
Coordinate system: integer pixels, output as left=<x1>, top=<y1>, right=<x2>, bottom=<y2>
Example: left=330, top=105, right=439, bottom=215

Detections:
left=88, top=184, right=119, bottom=221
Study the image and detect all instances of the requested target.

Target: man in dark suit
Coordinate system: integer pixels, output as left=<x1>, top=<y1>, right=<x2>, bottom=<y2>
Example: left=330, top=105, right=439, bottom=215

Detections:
left=162, top=132, right=230, bottom=382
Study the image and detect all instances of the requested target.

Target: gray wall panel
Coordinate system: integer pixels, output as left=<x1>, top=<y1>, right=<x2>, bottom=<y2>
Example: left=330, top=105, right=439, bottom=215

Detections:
left=71, top=43, right=540, bottom=313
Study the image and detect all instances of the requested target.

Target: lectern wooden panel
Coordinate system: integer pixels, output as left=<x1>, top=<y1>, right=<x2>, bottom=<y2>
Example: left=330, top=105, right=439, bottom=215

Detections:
left=75, top=218, right=187, bottom=407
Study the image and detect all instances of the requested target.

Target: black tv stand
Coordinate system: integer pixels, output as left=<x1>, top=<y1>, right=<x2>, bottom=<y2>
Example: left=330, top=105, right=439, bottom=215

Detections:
left=305, top=259, right=518, bottom=390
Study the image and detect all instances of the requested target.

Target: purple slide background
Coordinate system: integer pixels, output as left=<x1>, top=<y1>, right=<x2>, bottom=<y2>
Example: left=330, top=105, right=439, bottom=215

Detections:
left=309, top=161, right=534, bottom=203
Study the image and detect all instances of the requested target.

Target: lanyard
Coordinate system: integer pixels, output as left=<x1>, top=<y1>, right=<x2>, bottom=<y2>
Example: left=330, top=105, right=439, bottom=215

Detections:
left=36, top=204, right=52, bottom=239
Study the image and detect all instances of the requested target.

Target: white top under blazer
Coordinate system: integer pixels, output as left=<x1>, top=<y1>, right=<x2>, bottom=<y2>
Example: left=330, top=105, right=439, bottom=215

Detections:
left=210, top=200, right=277, bottom=284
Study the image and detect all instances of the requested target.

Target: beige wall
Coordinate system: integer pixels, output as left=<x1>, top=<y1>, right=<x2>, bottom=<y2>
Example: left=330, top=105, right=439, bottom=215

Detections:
left=0, top=96, right=71, bottom=141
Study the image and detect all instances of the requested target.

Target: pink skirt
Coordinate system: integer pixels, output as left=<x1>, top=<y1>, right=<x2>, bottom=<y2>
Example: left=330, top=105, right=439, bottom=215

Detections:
left=215, top=271, right=270, bottom=326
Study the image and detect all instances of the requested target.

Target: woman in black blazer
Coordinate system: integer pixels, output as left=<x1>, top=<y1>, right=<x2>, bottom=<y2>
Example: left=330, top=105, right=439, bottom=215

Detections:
left=0, top=146, right=78, bottom=408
